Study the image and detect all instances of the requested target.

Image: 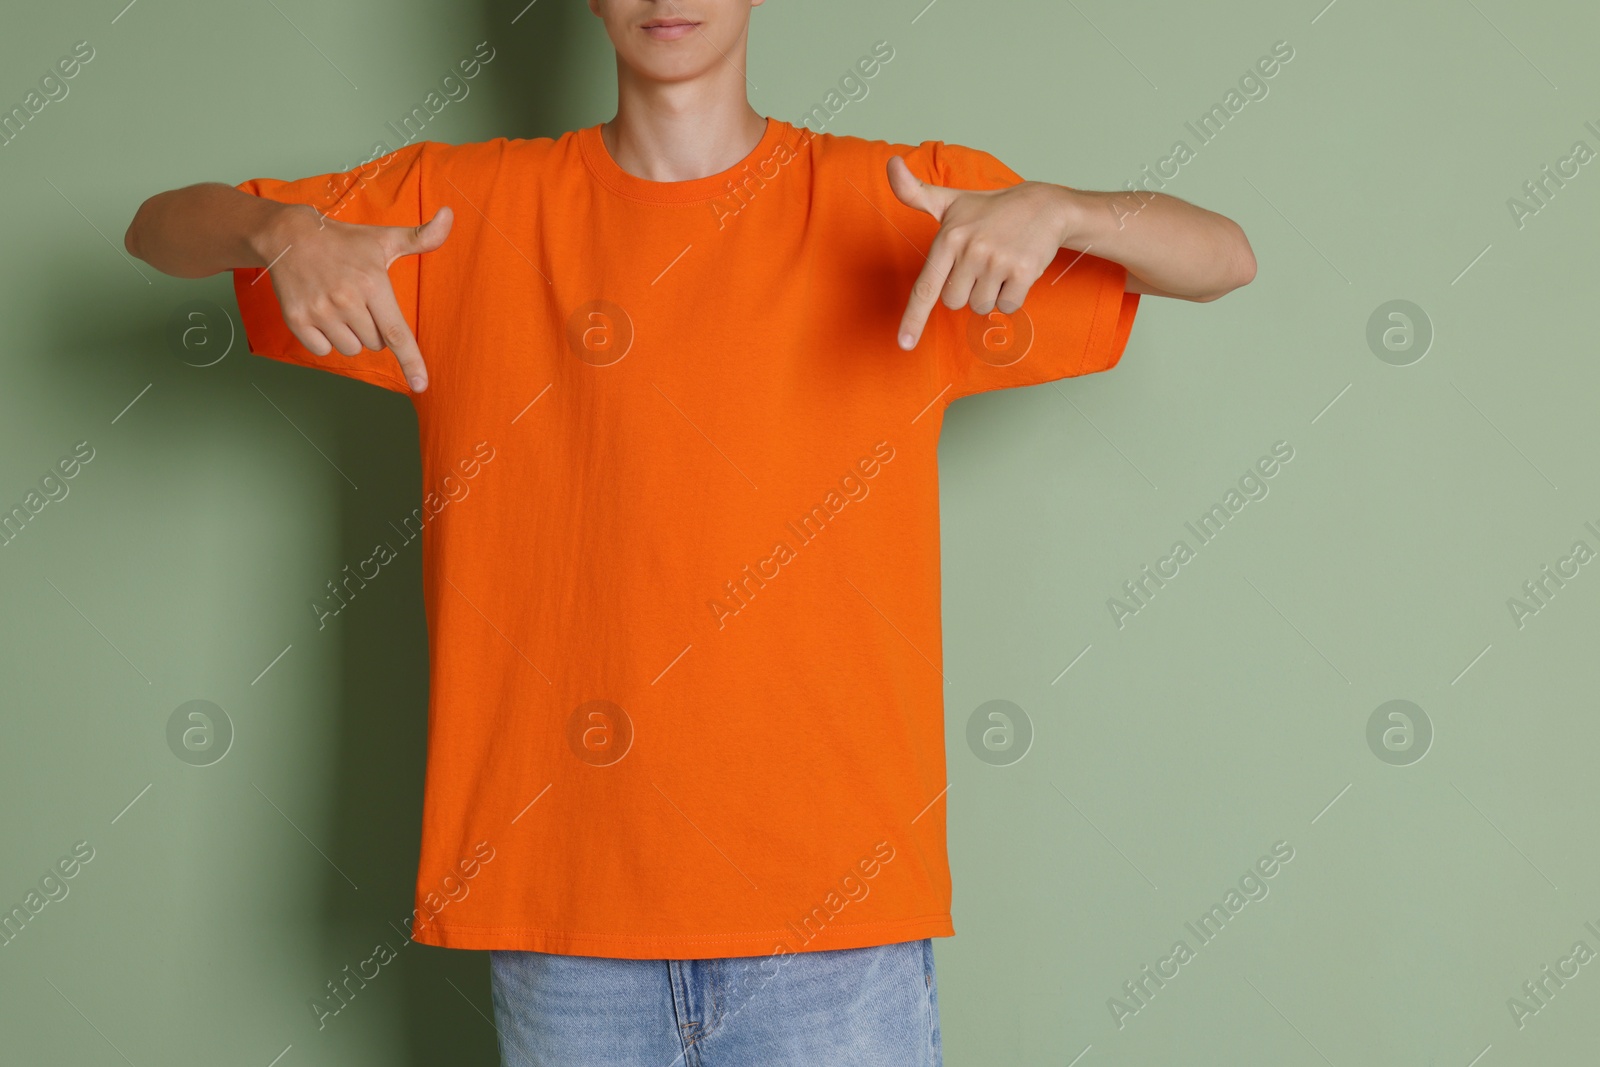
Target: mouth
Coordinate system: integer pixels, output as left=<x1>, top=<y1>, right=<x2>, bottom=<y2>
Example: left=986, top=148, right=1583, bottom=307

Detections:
left=641, top=17, right=699, bottom=40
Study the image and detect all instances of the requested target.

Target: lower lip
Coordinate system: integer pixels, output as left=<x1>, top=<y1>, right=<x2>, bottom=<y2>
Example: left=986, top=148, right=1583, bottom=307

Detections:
left=643, top=22, right=698, bottom=40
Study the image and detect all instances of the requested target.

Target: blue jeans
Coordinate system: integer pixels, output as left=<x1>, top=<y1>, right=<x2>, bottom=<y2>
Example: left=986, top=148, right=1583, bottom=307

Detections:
left=488, top=938, right=943, bottom=1066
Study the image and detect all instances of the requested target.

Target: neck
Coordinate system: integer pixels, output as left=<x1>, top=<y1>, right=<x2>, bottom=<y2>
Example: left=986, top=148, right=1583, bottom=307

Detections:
left=603, top=57, right=767, bottom=182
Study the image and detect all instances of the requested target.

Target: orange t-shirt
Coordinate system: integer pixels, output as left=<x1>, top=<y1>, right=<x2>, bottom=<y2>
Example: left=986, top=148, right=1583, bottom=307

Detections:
left=232, top=117, right=1139, bottom=960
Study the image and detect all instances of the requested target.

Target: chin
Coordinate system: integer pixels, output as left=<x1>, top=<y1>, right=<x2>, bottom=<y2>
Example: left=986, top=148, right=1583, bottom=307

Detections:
left=620, top=37, right=720, bottom=82
left=622, top=52, right=713, bottom=83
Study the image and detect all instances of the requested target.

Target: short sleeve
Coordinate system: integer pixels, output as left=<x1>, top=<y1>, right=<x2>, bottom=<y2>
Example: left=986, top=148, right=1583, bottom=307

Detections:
left=230, top=141, right=431, bottom=394
left=929, top=141, right=1139, bottom=402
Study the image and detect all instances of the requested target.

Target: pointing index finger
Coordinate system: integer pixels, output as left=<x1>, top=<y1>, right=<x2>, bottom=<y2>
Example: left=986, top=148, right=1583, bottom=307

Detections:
left=368, top=281, right=428, bottom=391
left=899, top=231, right=956, bottom=351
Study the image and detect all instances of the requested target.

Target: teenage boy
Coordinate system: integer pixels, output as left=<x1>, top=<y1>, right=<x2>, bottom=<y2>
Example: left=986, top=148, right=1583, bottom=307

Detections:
left=125, top=1, right=1253, bottom=1063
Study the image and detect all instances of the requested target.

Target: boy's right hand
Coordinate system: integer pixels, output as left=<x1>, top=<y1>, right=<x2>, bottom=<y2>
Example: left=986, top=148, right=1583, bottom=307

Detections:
left=257, top=204, right=453, bottom=392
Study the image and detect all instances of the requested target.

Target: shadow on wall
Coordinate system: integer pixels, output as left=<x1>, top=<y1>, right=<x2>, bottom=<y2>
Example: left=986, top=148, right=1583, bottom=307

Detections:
left=316, top=3, right=592, bottom=1065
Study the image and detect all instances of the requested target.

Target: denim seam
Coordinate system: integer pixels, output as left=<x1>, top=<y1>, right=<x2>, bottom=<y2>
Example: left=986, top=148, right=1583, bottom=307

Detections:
left=666, top=959, right=700, bottom=1067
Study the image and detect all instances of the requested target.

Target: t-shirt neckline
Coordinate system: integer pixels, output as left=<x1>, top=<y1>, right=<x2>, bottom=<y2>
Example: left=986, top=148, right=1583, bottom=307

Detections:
left=579, top=116, right=791, bottom=204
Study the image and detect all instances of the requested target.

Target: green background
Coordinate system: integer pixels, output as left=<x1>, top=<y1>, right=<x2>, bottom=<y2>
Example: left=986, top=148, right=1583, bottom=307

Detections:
left=3, top=0, right=1597, bottom=1063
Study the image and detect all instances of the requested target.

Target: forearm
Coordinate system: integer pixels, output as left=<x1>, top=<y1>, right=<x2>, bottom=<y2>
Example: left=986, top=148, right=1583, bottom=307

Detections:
left=124, top=182, right=307, bottom=279
left=1053, top=186, right=1255, bottom=302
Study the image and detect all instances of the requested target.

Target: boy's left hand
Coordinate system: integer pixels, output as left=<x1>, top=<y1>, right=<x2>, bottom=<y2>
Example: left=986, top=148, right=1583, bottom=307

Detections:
left=887, top=154, right=1074, bottom=351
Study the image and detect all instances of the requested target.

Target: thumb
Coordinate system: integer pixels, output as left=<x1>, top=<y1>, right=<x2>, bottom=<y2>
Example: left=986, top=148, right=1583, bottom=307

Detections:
left=409, top=211, right=454, bottom=255
left=408, top=205, right=453, bottom=254
left=888, top=155, right=957, bottom=221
